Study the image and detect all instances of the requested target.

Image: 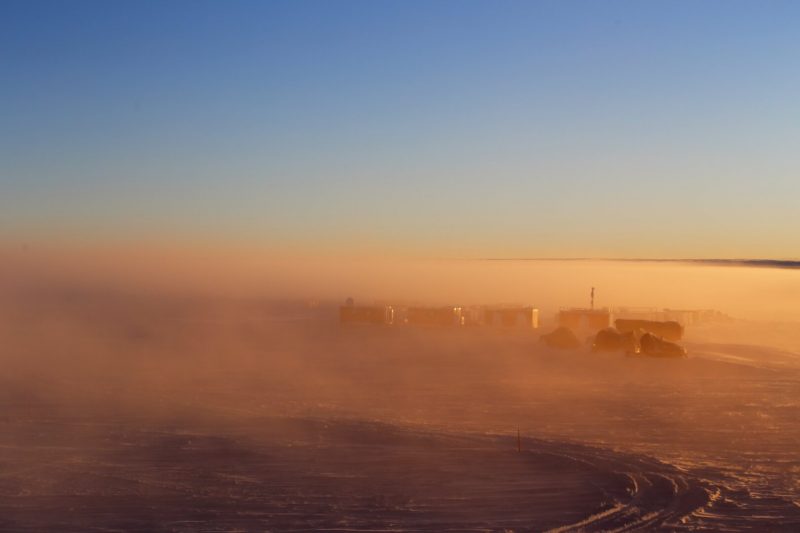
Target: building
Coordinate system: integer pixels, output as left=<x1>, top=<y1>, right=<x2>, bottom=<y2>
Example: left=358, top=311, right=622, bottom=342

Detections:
left=406, top=306, right=463, bottom=327
left=481, top=306, right=539, bottom=329
left=613, top=307, right=728, bottom=327
left=339, top=305, right=394, bottom=325
left=558, top=308, right=611, bottom=332
left=338, top=300, right=543, bottom=329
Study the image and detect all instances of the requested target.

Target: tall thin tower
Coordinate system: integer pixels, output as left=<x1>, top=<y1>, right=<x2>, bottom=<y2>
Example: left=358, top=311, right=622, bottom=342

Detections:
left=591, top=287, right=595, bottom=310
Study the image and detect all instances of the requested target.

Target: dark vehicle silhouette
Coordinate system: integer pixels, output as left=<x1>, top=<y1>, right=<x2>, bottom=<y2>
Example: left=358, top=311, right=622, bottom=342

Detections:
left=540, top=326, right=581, bottom=350
left=638, top=332, right=687, bottom=358
left=592, top=327, right=639, bottom=353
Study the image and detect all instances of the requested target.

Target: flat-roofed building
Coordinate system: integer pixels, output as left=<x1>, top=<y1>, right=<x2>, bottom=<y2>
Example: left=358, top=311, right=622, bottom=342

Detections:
left=558, top=308, right=611, bottom=332
left=614, top=307, right=729, bottom=327
left=406, top=306, right=463, bottom=327
left=339, top=305, right=394, bottom=325
left=482, top=306, right=539, bottom=329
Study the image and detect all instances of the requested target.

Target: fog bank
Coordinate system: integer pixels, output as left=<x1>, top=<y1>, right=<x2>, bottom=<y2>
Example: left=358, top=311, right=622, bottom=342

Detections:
left=2, top=244, right=799, bottom=321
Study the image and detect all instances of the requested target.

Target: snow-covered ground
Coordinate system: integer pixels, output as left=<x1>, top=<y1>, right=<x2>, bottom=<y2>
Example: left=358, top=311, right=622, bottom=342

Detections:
left=1, top=300, right=799, bottom=531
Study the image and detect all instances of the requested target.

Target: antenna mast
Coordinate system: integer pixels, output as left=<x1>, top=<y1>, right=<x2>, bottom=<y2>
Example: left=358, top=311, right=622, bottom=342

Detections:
left=591, top=287, right=595, bottom=310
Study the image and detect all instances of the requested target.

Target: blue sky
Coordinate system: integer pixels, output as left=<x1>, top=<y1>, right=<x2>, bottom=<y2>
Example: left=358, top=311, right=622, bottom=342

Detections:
left=2, top=1, right=799, bottom=257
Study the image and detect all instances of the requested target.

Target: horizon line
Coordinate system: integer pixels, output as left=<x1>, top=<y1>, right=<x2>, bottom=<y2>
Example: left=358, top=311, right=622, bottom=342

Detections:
left=475, top=258, right=800, bottom=269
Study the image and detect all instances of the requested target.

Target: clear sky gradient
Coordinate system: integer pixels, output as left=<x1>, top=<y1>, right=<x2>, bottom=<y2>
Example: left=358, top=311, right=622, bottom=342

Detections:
left=2, top=1, right=798, bottom=258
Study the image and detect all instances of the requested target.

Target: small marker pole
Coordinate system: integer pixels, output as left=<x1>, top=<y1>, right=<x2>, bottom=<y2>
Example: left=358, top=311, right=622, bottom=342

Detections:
left=517, top=428, right=521, bottom=452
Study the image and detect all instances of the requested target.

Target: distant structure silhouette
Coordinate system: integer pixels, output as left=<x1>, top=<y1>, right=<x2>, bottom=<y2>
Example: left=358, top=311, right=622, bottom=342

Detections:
left=558, top=308, right=610, bottom=332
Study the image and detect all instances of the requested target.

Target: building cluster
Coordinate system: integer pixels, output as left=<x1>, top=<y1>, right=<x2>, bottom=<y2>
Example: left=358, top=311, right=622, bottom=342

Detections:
left=340, top=301, right=539, bottom=329
left=340, top=302, right=725, bottom=332
left=612, top=307, right=728, bottom=327
left=546, top=307, right=688, bottom=357
left=556, top=306, right=727, bottom=333
left=551, top=304, right=733, bottom=357
left=339, top=290, right=726, bottom=358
